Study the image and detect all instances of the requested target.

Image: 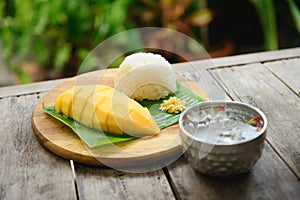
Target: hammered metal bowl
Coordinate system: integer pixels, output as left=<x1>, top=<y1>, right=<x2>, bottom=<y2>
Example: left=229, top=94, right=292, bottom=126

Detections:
left=179, top=101, right=268, bottom=177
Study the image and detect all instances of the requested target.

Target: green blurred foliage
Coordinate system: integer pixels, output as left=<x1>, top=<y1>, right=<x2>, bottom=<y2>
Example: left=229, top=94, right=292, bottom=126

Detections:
left=129, top=0, right=213, bottom=47
left=0, top=0, right=133, bottom=82
left=0, top=0, right=299, bottom=84
left=251, top=0, right=300, bottom=50
left=0, top=0, right=213, bottom=83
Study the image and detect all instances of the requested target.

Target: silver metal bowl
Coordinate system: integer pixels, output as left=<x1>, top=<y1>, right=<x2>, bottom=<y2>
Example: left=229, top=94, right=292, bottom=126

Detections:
left=179, top=101, right=268, bottom=177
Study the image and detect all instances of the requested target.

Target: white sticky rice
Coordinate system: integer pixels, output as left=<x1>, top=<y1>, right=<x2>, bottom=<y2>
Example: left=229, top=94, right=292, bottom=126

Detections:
left=114, top=52, right=176, bottom=100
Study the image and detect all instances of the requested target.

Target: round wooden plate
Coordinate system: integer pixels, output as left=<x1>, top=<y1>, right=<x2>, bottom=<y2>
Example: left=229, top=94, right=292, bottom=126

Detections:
left=31, top=69, right=209, bottom=170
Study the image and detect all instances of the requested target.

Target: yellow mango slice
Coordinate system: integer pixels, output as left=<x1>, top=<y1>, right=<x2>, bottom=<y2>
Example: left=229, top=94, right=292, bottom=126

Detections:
left=55, top=85, right=160, bottom=136
left=123, top=105, right=159, bottom=135
left=55, top=87, right=82, bottom=118
left=72, top=86, right=93, bottom=122
left=55, top=90, right=64, bottom=113
left=80, top=85, right=111, bottom=128
left=61, top=89, right=74, bottom=118
left=94, top=89, right=118, bottom=133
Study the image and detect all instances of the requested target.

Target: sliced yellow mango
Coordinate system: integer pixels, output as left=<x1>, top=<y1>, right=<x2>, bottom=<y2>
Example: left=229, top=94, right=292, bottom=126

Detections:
left=123, top=107, right=159, bottom=135
left=80, top=85, right=110, bottom=128
left=72, top=86, right=94, bottom=122
left=92, top=86, right=127, bottom=133
left=55, top=85, right=160, bottom=136
left=55, top=87, right=82, bottom=118
left=61, top=90, right=74, bottom=118
left=55, top=90, right=64, bottom=113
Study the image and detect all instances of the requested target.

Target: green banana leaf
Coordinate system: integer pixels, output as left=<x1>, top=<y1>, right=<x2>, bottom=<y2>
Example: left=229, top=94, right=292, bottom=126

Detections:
left=43, top=82, right=205, bottom=148
left=139, top=82, right=205, bottom=129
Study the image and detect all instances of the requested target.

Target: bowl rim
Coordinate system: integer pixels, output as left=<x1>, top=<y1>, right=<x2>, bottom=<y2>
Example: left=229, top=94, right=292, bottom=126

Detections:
left=179, top=100, right=268, bottom=146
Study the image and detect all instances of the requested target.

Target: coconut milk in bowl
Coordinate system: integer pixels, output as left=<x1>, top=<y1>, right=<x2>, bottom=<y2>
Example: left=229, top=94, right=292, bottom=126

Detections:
left=179, top=101, right=268, bottom=177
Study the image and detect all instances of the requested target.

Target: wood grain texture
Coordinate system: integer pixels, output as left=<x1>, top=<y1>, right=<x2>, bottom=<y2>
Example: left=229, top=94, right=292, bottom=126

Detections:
left=0, top=78, right=67, bottom=98
left=265, top=58, right=300, bottom=95
left=0, top=94, right=76, bottom=200
left=75, top=165, right=175, bottom=200
left=173, top=47, right=300, bottom=70
left=179, top=69, right=229, bottom=101
left=167, top=144, right=300, bottom=200
left=31, top=69, right=209, bottom=168
left=210, top=63, right=300, bottom=178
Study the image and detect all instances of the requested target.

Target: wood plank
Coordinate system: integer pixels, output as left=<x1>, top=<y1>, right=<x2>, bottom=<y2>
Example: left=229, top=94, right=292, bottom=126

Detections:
left=210, top=63, right=300, bottom=178
left=0, top=78, right=66, bottom=98
left=167, top=144, right=300, bottom=200
left=75, top=165, right=175, bottom=200
left=0, top=94, right=76, bottom=200
left=0, top=69, right=101, bottom=98
left=173, top=47, right=300, bottom=70
left=264, top=58, right=300, bottom=95
left=180, top=69, right=230, bottom=101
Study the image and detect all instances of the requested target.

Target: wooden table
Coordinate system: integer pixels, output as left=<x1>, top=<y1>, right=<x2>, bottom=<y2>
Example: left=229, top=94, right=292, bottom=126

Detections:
left=1, top=48, right=300, bottom=199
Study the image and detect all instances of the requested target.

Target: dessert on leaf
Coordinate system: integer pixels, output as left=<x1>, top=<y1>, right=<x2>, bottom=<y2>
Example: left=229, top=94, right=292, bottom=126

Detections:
left=55, top=85, right=160, bottom=136
left=42, top=52, right=205, bottom=147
